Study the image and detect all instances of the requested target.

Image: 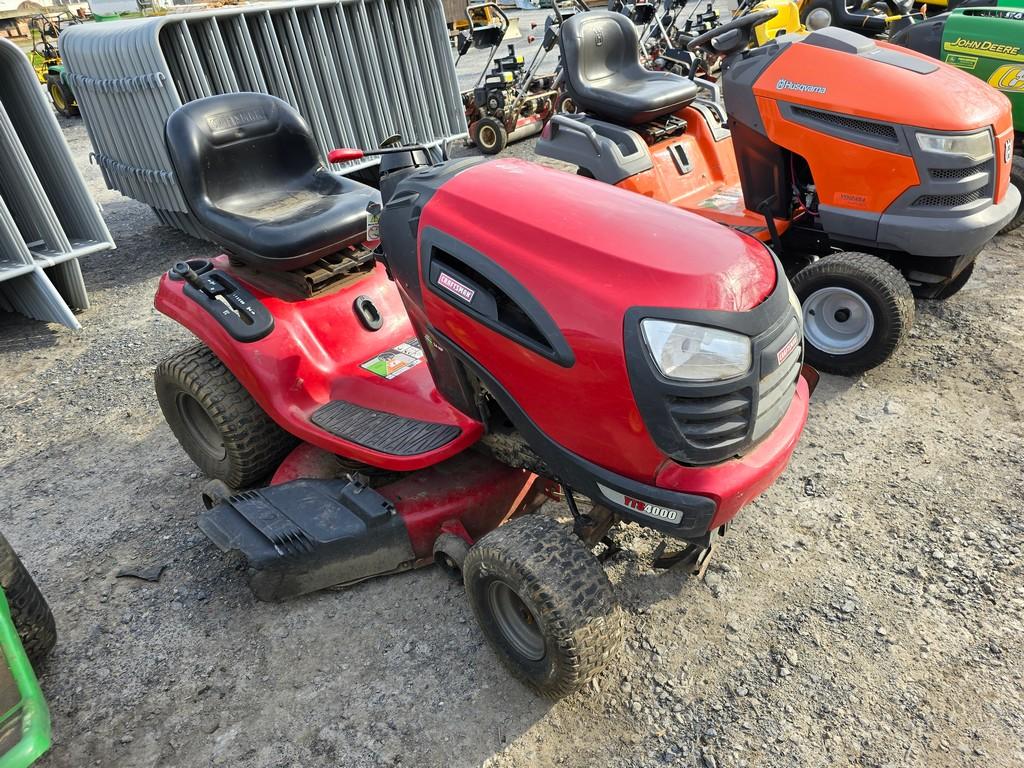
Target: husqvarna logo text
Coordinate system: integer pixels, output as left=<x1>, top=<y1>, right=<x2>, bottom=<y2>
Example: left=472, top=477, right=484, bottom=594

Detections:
left=776, top=78, right=827, bottom=94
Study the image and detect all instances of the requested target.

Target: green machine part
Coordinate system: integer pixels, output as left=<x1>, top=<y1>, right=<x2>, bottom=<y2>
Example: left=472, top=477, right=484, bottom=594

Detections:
left=941, top=0, right=1024, bottom=133
left=0, top=590, right=49, bottom=768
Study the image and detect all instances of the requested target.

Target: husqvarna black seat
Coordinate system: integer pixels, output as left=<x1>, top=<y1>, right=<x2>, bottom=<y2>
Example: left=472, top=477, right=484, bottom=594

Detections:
left=560, top=11, right=698, bottom=125
left=165, top=93, right=379, bottom=272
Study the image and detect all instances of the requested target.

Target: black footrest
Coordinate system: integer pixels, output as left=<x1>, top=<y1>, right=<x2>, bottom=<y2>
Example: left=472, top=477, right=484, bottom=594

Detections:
left=198, top=478, right=416, bottom=601
left=310, top=400, right=461, bottom=456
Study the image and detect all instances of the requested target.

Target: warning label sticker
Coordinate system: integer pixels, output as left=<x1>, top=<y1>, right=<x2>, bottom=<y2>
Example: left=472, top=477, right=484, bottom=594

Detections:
left=698, top=187, right=745, bottom=215
left=361, top=339, right=424, bottom=379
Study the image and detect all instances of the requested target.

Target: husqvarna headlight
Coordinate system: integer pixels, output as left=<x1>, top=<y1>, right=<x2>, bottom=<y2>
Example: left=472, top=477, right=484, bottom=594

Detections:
left=915, top=131, right=992, bottom=162
left=641, top=320, right=751, bottom=382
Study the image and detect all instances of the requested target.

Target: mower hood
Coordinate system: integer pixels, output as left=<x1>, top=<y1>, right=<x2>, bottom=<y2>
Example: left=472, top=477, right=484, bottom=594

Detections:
left=756, top=31, right=1013, bottom=134
left=382, top=158, right=802, bottom=492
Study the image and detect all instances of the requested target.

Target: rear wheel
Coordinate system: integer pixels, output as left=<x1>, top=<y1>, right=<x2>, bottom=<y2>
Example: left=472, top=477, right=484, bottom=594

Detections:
left=472, top=116, right=508, bottom=155
left=46, top=74, right=77, bottom=118
left=155, top=344, right=297, bottom=488
left=463, top=515, right=623, bottom=698
left=998, top=157, right=1024, bottom=235
left=0, top=534, right=55, bottom=668
left=792, top=252, right=914, bottom=376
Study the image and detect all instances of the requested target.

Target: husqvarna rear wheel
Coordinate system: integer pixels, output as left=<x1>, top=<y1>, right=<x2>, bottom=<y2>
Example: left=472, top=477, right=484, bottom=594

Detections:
left=463, top=515, right=623, bottom=698
left=792, top=252, right=914, bottom=376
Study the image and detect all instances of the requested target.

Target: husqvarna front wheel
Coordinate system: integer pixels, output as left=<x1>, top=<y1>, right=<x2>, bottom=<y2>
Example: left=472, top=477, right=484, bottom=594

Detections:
left=792, top=252, right=914, bottom=376
left=463, top=515, right=623, bottom=698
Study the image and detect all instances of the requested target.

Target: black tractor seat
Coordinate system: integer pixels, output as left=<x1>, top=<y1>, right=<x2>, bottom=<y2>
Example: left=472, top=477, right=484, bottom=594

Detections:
left=560, top=11, right=698, bottom=125
left=165, top=93, right=379, bottom=272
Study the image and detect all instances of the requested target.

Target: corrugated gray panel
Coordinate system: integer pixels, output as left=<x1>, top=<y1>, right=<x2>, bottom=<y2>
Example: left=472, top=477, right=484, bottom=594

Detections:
left=0, top=38, right=114, bottom=329
left=60, top=0, right=466, bottom=239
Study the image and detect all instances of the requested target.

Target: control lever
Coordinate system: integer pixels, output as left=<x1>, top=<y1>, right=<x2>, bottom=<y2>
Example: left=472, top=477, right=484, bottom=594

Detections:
left=170, top=262, right=274, bottom=343
left=173, top=261, right=205, bottom=291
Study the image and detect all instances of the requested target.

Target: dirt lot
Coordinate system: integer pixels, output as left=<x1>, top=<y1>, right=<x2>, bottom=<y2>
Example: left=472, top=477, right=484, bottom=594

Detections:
left=1, top=107, right=1022, bottom=768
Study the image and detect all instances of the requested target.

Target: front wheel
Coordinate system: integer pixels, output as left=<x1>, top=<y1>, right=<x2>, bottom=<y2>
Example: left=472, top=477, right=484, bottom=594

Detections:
left=998, top=157, right=1024, bottom=235
left=0, top=533, right=56, bottom=668
left=792, top=251, right=914, bottom=376
left=463, top=515, right=624, bottom=698
left=472, top=116, right=508, bottom=155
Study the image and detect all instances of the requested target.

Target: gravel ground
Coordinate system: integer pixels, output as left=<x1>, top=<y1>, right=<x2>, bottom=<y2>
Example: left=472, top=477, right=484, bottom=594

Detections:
left=1, top=89, right=1023, bottom=768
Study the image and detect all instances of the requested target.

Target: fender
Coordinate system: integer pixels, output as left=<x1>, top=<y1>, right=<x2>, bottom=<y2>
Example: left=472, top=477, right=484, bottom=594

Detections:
left=154, top=257, right=483, bottom=471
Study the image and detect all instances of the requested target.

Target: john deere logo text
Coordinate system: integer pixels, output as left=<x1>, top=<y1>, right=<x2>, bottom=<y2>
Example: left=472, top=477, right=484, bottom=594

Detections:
left=437, top=272, right=475, bottom=303
left=207, top=110, right=266, bottom=132
left=776, top=78, right=826, bottom=94
left=949, top=37, right=1021, bottom=56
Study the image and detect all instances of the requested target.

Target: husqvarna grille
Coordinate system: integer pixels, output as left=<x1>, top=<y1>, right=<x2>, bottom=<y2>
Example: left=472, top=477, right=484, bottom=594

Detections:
left=791, top=107, right=898, bottom=141
left=929, top=162, right=988, bottom=180
left=911, top=190, right=986, bottom=208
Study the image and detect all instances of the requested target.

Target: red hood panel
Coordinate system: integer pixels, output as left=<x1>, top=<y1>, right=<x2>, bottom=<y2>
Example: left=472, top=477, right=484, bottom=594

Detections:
left=435, top=158, right=777, bottom=313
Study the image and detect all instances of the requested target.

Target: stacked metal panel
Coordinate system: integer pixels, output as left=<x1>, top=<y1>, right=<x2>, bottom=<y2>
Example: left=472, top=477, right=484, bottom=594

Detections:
left=0, top=39, right=115, bottom=330
left=61, top=0, right=466, bottom=239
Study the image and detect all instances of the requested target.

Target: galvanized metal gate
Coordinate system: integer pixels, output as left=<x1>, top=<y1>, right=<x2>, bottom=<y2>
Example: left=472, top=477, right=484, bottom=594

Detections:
left=61, top=0, right=466, bottom=239
left=0, top=39, right=114, bottom=330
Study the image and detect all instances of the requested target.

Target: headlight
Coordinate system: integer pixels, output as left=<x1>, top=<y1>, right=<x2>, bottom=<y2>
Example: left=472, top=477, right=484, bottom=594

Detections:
left=915, top=131, right=992, bottom=162
left=641, top=320, right=751, bottom=382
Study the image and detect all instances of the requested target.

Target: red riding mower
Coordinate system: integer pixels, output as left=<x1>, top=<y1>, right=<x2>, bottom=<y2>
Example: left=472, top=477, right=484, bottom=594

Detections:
left=153, top=92, right=814, bottom=697
left=455, top=3, right=560, bottom=153
left=538, top=9, right=1018, bottom=374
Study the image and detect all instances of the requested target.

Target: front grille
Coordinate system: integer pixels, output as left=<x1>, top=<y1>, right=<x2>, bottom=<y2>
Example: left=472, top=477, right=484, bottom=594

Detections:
left=792, top=107, right=898, bottom=141
left=668, top=391, right=751, bottom=454
left=929, top=163, right=987, bottom=180
left=911, top=189, right=985, bottom=208
left=666, top=316, right=802, bottom=462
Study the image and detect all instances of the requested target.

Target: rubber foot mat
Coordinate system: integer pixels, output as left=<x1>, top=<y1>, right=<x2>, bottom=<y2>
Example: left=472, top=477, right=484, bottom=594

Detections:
left=310, top=400, right=461, bottom=456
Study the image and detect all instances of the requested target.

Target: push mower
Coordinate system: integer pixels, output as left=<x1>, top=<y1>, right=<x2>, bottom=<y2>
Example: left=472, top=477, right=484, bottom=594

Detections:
left=153, top=92, right=814, bottom=697
left=0, top=534, right=54, bottom=768
left=455, top=3, right=560, bottom=153
left=892, top=0, right=1024, bottom=231
left=538, top=9, right=1019, bottom=375
left=27, top=12, right=80, bottom=118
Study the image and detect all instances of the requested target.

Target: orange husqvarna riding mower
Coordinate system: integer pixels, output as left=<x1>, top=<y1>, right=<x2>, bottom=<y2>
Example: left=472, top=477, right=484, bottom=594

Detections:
left=537, top=9, right=1019, bottom=374
left=152, top=92, right=814, bottom=698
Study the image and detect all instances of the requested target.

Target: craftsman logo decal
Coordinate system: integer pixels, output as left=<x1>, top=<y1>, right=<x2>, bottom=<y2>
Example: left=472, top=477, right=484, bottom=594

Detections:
left=1006, top=139, right=1014, bottom=165
left=207, top=110, right=267, bottom=132
left=361, top=339, right=424, bottom=379
left=988, top=64, right=1024, bottom=93
left=597, top=484, right=684, bottom=525
left=777, top=333, right=800, bottom=365
left=437, top=272, right=475, bottom=303
left=776, top=78, right=826, bottom=94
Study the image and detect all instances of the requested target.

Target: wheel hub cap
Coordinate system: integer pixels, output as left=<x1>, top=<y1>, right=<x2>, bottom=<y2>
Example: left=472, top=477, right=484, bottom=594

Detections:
left=803, top=286, right=875, bottom=355
left=487, top=580, right=545, bottom=661
left=806, top=8, right=833, bottom=29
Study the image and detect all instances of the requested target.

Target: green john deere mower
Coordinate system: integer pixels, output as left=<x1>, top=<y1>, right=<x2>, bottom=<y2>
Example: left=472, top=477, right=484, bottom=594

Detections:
left=894, top=0, right=1024, bottom=232
left=0, top=534, right=53, bottom=768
